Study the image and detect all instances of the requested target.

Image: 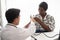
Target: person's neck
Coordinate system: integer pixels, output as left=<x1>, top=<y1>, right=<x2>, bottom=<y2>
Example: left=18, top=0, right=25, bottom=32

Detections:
left=7, top=23, right=17, bottom=28
left=40, top=13, right=47, bottom=19
left=12, top=22, right=17, bottom=25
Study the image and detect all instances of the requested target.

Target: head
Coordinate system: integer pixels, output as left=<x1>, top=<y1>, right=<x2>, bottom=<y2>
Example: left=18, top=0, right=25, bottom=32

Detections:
left=5, top=8, right=20, bottom=25
left=38, top=2, right=48, bottom=15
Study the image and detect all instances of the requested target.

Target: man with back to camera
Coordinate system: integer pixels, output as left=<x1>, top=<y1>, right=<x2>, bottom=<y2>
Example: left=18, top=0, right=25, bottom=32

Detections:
left=34, top=2, right=55, bottom=33
left=1, top=8, right=36, bottom=40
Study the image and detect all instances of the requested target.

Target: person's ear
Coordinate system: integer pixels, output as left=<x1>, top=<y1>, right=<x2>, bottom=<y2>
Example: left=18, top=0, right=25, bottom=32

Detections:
left=14, top=18, right=17, bottom=22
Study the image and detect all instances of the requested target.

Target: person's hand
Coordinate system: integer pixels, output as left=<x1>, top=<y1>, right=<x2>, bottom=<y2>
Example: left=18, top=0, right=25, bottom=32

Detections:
left=34, top=17, right=42, bottom=22
left=30, top=16, right=36, bottom=22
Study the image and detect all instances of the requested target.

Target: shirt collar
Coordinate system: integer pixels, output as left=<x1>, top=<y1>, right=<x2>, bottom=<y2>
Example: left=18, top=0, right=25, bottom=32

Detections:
left=7, top=23, right=17, bottom=28
left=39, top=13, right=48, bottom=20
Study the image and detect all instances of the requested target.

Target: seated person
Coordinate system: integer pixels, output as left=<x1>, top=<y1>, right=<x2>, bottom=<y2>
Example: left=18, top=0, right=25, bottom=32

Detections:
left=31, top=2, right=55, bottom=40
left=1, top=8, right=36, bottom=40
left=33, top=2, right=55, bottom=33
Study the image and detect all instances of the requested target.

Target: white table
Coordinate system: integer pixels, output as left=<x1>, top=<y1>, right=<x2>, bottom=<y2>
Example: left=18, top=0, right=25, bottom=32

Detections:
left=26, top=31, right=59, bottom=40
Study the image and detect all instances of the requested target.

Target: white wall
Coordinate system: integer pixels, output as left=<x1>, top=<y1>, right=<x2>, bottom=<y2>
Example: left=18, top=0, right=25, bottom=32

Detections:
left=1, top=0, right=60, bottom=40
left=0, top=0, right=2, bottom=28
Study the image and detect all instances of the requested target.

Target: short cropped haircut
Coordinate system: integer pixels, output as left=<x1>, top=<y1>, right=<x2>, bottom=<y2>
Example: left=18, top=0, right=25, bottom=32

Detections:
left=39, top=2, right=48, bottom=11
left=5, top=8, right=20, bottom=23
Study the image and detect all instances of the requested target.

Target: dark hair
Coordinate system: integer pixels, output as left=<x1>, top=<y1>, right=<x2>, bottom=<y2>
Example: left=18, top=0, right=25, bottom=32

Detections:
left=5, top=8, right=20, bottom=23
left=39, top=2, right=48, bottom=11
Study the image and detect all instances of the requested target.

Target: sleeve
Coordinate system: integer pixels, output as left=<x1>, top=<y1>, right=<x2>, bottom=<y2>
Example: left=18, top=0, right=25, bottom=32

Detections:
left=44, top=16, right=55, bottom=31
left=18, top=22, right=36, bottom=39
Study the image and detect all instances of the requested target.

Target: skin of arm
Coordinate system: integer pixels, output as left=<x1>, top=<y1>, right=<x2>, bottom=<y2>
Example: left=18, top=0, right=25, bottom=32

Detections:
left=34, top=17, right=51, bottom=32
left=24, top=16, right=36, bottom=28
left=24, top=22, right=31, bottom=28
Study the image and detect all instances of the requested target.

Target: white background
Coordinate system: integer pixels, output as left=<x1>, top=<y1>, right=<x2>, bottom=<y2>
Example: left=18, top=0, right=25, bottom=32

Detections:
left=1, top=0, right=60, bottom=40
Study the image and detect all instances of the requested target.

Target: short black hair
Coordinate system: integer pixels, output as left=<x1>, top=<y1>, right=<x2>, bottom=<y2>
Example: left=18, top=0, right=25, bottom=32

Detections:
left=39, top=2, right=48, bottom=11
left=5, top=8, right=20, bottom=23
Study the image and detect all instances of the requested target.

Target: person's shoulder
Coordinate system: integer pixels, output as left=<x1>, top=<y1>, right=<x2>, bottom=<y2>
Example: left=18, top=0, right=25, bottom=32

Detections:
left=46, top=14, right=54, bottom=19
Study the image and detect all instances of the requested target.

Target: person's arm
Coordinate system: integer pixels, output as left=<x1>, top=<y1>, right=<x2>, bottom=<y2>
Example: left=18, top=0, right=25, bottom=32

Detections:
left=17, top=22, right=36, bottom=39
left=19, top=17, right=36, bottom=39
left=23, top=22, right=36, bottom=38
left=34, top=17, right=51, bottom=32
left=24, top=22, right=31, bottom=28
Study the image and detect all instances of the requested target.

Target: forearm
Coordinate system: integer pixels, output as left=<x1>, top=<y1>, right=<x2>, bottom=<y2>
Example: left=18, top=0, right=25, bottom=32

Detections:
left=24, top=23, right=36, bottom=37
left=25, top=24, right=29, bottom=28
left=24, top=22, right=31, bottom=28
left=39, top=21, right=51, bottom=32
left=34, top=17, right=51, bottom=32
